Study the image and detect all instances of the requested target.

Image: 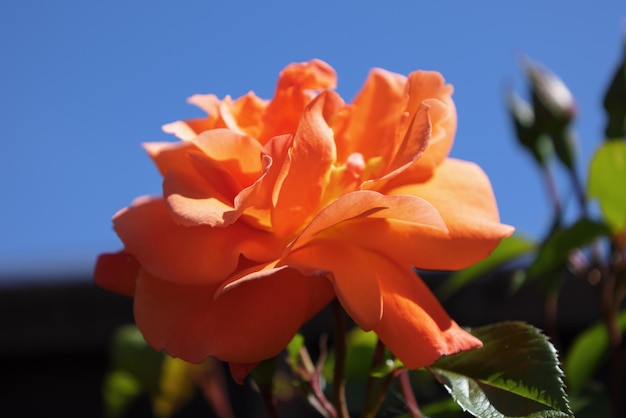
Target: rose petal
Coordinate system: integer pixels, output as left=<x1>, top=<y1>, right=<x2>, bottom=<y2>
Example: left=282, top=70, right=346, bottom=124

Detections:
left=229, top=362, right=258, bottom=385
left=114, top=197, right=283, bottom=285
left=271, top=91, right=344, bottom=238
left=333, top=68, right=407, bottom=164
left=259, top=59, right=337, bottom=143
left=399, top=71, right=456, bottom=172
left=372, top=260, right=482, bottom=368
left=164, top=154, right=272, bottom=228
left=134, top=268, right=334, bottom=363
left=361, top=102, right=432, bottom=190
left=93, top=251, right=139, bottom=297
left=289, top=190, right=447, bottom=251
left=334, top=159, right=514, bottom=270
left=285, top=241, right=383, bottom=331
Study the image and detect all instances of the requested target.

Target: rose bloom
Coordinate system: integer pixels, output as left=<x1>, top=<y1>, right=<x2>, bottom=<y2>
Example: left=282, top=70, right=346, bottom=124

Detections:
left=95, top=59, right=513, bottom=381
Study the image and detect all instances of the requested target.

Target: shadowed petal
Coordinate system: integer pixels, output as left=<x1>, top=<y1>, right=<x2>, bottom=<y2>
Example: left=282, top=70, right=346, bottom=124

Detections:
left=94, top=251, right=139, bottom=297
left=134, top=268, right=334, bottom=363
left=285, top=241, right=383, bottom=331
left=150, top=130, right=270, bottom=227
left=114, top=197, right=283, bottom=285
left=372, top=260, right=483, bottom=368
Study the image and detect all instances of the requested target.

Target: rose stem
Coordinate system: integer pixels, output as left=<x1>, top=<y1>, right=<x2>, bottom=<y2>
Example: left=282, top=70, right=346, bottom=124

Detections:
left=332, top=299, right=350, bottom=418
left=398, top=369, right=421, bottom=418
left=361, top=338, right=385, bottom=416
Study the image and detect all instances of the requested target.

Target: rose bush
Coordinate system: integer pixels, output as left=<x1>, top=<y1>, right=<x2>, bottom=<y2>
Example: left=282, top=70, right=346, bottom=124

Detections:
left=95, top=59, right=513, bottom=380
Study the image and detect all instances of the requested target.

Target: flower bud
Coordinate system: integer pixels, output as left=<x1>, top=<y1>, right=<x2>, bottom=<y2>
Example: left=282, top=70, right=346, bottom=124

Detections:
left=523, top=57, right=578, bottom=170
left=506, top=89, right=553, bottom=167
left=524, top=57, right=577, bottom=132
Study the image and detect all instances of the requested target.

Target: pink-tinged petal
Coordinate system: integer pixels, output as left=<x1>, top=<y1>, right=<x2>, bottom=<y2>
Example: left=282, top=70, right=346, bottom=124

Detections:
left=289, top=190, right=447, bottom=251
left=94, top=251, right=139, bottom=297
left=285, top=241, right=382, bottom=331
left=272, top=91, right=344, bottom=238
left=114, top=198, right=283, bottom=285
left=372, top=261, right=482, bottom=369
left=333, top=68, right=407, bottom=164
left=260, top=59, right=337, bottom=143
left=134, top=268, right=335, bottom=363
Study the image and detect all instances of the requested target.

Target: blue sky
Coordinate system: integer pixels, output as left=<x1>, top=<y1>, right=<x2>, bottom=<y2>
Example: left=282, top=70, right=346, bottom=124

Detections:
left=1, top=1, right=625, bottom=282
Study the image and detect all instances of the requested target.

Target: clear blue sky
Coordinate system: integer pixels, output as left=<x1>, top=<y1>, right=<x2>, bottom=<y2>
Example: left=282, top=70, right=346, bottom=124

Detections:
left=1, top=1, right=625, bottom=282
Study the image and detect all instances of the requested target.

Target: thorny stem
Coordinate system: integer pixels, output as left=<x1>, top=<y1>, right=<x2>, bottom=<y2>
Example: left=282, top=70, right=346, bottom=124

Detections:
left=332, top=299, right=350, bottom=418
left=398, top=370, right=422, bottom=418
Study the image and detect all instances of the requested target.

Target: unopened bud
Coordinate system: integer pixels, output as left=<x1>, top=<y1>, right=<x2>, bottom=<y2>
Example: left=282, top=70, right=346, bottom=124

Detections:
left=523, top=57, right=579, bottom=170
left=523, top=57, right=577, bottom=133
left=506, top=89, right=553, bottom=166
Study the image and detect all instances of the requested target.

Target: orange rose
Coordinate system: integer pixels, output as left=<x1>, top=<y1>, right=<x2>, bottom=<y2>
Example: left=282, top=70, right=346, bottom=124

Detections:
left=95, top=60, right=513, bottom=378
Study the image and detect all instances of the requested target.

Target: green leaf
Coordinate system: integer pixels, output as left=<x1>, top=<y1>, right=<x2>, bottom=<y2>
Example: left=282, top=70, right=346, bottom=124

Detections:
left=437, top=235, right=537, bottom=300
left=563, top=309, right=626, bottom=394
left=430, top=322, right=572, bottom=417
left=526, top=219, right=610, bottom=280
left=588, top=140, right=626, bottom=232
